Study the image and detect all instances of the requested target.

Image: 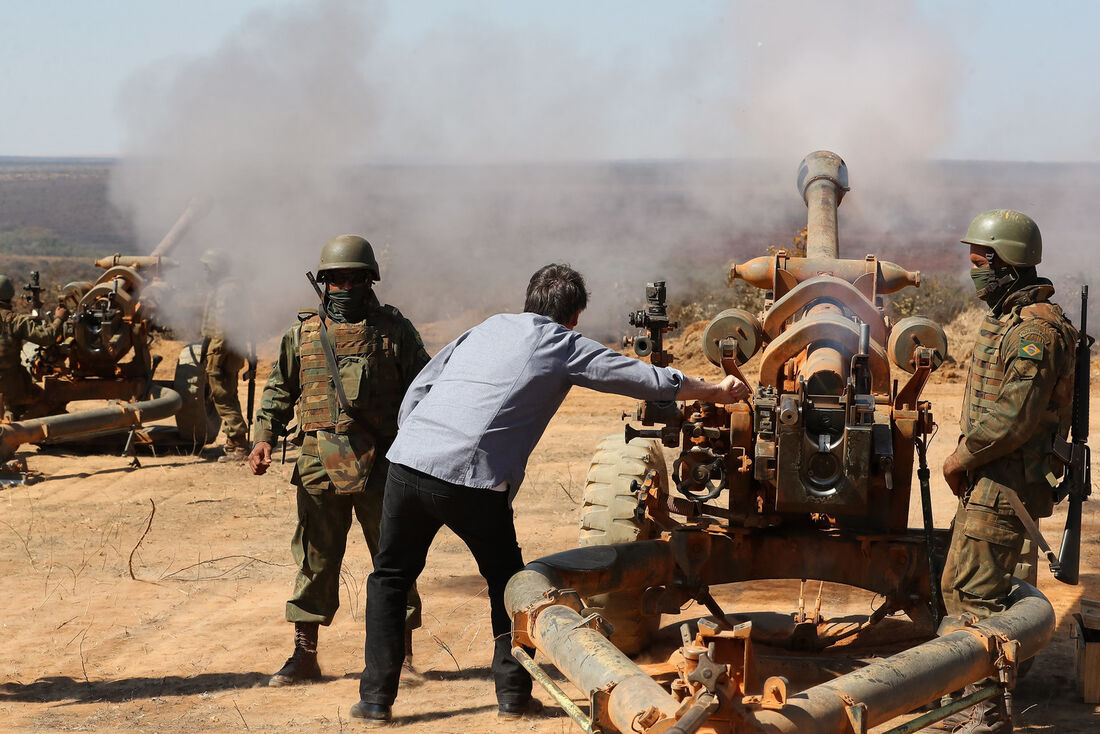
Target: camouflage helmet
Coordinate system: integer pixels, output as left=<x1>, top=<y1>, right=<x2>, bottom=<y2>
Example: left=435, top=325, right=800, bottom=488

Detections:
left=318, top=235, right=380, bottom=281
left=0, top=275, right=12, bottom=302
left=961, top=209, right=1042, bottom=267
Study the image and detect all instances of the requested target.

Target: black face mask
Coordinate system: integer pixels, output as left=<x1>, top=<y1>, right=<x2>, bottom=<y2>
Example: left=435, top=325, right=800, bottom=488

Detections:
left=324, top=284, right=371, bottom=323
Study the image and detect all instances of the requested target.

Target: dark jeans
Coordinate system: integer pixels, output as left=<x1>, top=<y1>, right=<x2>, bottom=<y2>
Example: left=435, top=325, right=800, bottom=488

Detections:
left=359, top=463, right=531, bottom=706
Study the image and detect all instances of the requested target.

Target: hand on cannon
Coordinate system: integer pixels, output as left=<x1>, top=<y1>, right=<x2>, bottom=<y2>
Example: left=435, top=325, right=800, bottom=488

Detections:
left=677, top=374, right=751, bottom=404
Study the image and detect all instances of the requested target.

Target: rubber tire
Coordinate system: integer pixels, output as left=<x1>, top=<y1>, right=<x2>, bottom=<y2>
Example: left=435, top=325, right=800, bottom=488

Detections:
left=577, top=433, right=667, bottom=656
left=173, top=342, right=221, bottom=446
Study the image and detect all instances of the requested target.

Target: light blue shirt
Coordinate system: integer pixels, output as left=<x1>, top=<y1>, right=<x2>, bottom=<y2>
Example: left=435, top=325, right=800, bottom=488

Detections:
left=387, top=312, right=684, bottom=494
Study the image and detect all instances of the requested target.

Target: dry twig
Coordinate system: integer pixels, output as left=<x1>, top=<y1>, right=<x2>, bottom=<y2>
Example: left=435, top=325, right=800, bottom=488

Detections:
left=78, top=627, right=90, bottom=683
left=233, top=699, right=249, bottom=730
left=128, top=499, right=156, bottom=580
left=0, top=519, right=35, bottom=569
left=427, top=630, right=462, bottom=671
left=160, top=555, right=289, bottom=581
left=556, top=480, right=577, bottom=504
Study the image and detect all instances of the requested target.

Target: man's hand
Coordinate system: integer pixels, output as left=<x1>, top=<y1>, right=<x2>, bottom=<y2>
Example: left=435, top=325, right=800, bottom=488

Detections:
left=678, top=374, right=751, bottom=404
left=249, top=441, right=273, bottom=475
left=54, top=306, right=69, bottom=321
left=714, top=374, right=751, bottom=403
left=943, top=451, right=967, bottom=497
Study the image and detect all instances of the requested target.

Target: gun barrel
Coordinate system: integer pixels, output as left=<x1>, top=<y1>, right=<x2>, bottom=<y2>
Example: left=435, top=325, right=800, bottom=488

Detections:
left=1073, top=285, right=1089, bottom=441
left=1054, top=495, right=1082, bottom=585
left=797, top=151, right=849, bottom=260
left=150, top=196, right=207, bottom=257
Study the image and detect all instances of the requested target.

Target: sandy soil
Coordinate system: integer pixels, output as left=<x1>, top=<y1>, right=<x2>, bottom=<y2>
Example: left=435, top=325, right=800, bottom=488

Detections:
left=0, top=334, right=1097, bottom=734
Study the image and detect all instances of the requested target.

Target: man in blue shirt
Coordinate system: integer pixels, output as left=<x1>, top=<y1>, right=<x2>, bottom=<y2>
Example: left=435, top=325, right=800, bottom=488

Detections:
left=351, top=264, right=749, bottom=724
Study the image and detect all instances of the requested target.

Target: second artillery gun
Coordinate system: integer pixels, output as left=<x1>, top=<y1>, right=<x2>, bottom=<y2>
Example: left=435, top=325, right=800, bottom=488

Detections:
left=0, top=200, right=221, bottom=465
left=505, top=152, right=1060, bottom=734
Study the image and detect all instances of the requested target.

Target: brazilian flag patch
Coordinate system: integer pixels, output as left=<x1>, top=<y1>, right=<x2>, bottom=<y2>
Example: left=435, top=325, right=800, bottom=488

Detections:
left=1019, top=339, right=1044, bottom=360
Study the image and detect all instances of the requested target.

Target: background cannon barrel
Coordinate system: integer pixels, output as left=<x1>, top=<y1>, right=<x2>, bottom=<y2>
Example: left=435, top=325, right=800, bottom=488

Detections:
left=0, top=385, right=182, bottom=461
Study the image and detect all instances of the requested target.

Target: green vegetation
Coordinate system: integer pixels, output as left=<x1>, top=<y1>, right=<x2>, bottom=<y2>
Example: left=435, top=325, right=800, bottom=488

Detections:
left=0, top=227, right=86, bottom=256
left=668, top=279, right=766, bottom=326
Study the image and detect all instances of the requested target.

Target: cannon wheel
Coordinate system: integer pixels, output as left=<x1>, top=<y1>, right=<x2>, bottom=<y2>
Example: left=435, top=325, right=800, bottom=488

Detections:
left=577, top=433, right=666, bottom=655
left=173, top=343, right=221, bottom=446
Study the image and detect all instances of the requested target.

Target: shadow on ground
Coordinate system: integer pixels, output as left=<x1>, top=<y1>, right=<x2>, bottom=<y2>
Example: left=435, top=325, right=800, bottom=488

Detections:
left=0, top=672, right=267, bottom=704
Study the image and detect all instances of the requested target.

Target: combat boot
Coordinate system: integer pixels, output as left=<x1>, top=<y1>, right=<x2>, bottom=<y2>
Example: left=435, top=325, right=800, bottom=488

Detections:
left=399, top=628, right=425, bottom=687
left=217, top=443, right=249, bottom=463
left=269, top=622, right=322, bottom=686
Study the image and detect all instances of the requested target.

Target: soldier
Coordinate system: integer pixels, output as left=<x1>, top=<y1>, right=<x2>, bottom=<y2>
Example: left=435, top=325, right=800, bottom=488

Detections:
left=200, top=249, right=251, bottom=462
left=935, top=210, right=1077, bottom=733
left=248, top=235, right=426, bottom=688
left=0, top=275, right=66, bottom=421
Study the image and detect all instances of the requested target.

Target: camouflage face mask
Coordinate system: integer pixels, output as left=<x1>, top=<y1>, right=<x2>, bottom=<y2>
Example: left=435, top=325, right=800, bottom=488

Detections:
left=970, top=265, right=1015, bottom=309
left=324, top=284, right=371, bottom=323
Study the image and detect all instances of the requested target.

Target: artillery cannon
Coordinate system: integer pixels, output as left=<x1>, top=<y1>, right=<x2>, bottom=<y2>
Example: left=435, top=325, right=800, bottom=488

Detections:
left=505, top=152, right=1055, bottom=733
left=0, top=199, right=220, bottom=464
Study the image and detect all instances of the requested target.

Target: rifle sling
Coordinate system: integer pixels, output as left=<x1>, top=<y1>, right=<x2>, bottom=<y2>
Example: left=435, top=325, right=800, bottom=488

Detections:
left=315, top=312, right=354, bottom=418
left=997, top=485, right=1060, bottom=571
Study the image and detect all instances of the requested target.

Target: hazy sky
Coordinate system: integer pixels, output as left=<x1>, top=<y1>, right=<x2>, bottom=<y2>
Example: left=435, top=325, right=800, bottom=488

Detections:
left=1, top=0, right=1098, bottom=161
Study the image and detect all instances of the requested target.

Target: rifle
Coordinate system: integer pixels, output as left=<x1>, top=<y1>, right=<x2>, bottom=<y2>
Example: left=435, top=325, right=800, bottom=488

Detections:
left=1051, top=285, right=1092, bottom=585
left=22, top=271, right=42, bottom=317
left=914, top=405, right=942, bottom=629
left=245, top=341, right=258, bottom=439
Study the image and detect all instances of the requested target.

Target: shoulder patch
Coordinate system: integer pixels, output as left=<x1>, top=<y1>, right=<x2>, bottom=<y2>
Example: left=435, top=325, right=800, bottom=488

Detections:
left=1018, top=339, right=1044, bottom=361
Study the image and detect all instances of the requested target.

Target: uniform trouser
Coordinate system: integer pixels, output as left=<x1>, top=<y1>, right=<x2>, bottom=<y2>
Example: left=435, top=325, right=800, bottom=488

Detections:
left=359, top=463, right=532, bottom=707
left=286, top=455, right=422, bottom=630
left=205, top=350, right=248, bottom=448
left=0, top=367, right=42, bottom=421
left=940, top=497, right=1026, bottom=620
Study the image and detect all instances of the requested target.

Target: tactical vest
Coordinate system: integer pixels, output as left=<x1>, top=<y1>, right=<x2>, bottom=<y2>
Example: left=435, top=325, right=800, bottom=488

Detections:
left=0, top=310, right=21, bottom=372
left=963, top=299, right=1077, bottom=483
left=297, top=312, right=404, bottom=436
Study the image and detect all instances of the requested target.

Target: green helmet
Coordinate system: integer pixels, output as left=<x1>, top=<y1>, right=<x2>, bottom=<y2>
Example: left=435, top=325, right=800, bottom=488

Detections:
left=961, top=209, right=1042, bottom=267
left=0, top=275, right=12, bottom=302
left=200, top=248, right=227, bottom=271
left=318, top=235, right=380, bottom=281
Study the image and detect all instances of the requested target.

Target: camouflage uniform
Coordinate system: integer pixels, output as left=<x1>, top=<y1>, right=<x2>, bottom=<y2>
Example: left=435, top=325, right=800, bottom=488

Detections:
left=941, top=282, right=1077, bottom=619
left=0, top=303, right=63, bottom=421
left=253, top=291, right=428, bottom=628
left=202, top=277, right=249, bottom=452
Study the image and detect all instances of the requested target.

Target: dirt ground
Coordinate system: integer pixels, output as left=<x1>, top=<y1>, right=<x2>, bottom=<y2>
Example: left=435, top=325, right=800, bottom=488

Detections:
left=0, top=333, right=1098, bottom=734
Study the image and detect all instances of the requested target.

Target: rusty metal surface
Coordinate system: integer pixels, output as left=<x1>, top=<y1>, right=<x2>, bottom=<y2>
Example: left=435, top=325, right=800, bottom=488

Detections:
left=506, top=538, right=1052, bottom=734
left=761, top=276, right=887, bottom=344
left=757, top=311, right=891, bottom=393
left=0, top=384, right=182, bottom=461
left=729, top=255, right=919, bottom=297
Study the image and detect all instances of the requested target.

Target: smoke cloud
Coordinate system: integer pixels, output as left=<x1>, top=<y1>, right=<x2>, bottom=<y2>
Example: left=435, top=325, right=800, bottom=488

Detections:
left=109, top=0, right=1096, bottom=352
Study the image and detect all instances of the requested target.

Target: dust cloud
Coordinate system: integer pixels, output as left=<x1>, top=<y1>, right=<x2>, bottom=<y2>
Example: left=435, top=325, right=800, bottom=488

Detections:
left=108, top=0, right=1097, bottom=352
